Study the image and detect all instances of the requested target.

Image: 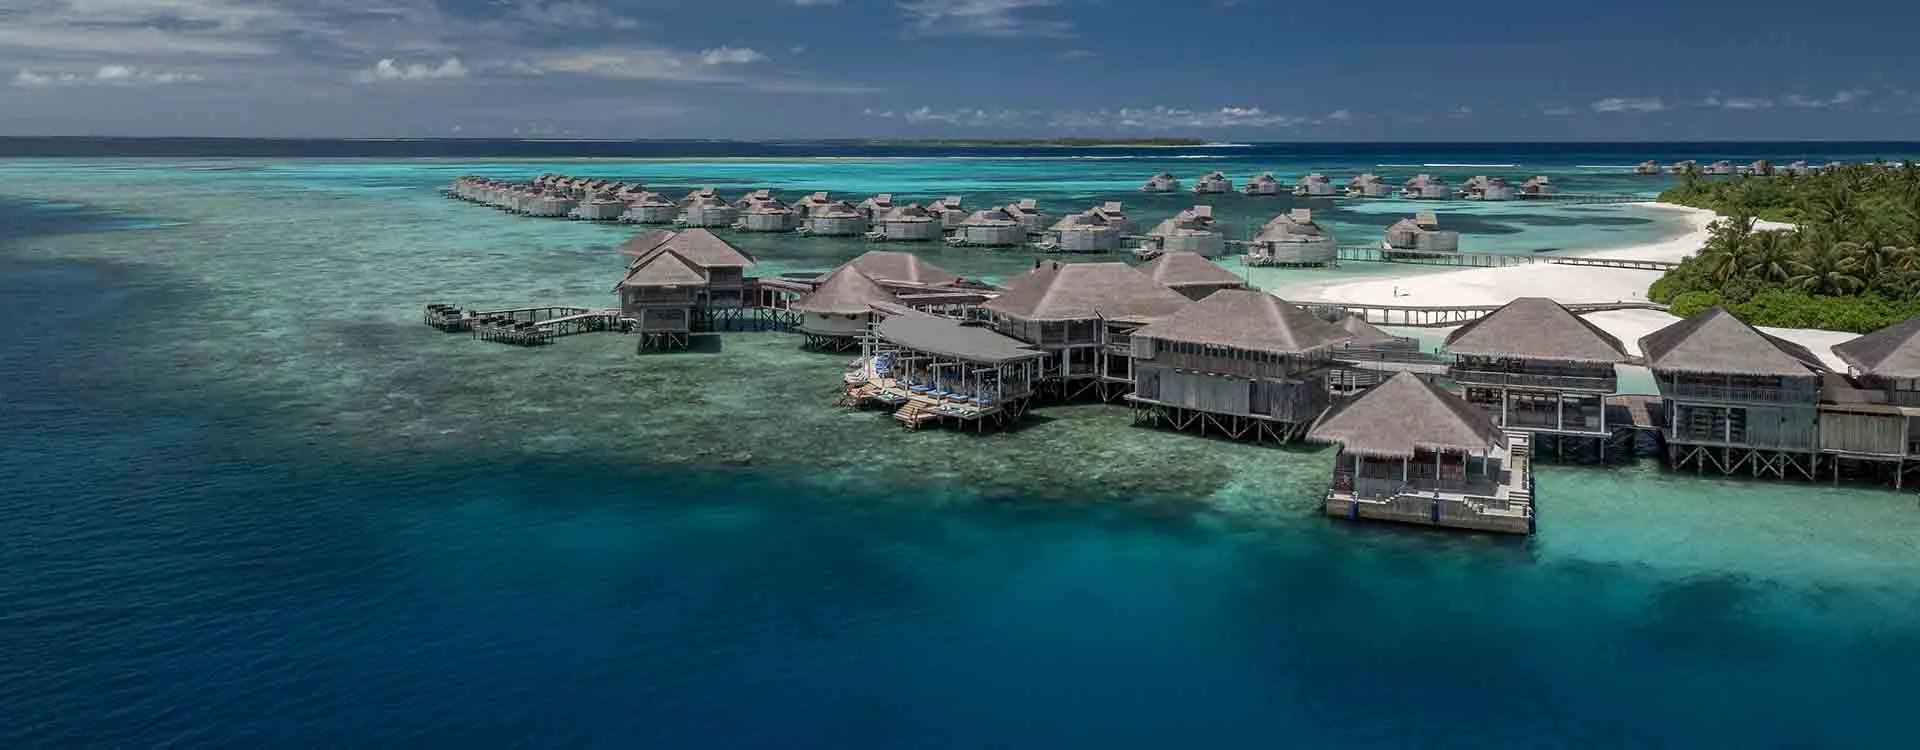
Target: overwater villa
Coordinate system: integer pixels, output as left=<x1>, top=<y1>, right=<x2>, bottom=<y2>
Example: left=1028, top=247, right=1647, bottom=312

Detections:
left=1640, top=307, right=1826, bottom=478
left=1782, top=160, right=1813, bottom=176
left=1141, top=172, right=1182, bottom=193
left=858, top=193, right=896, bottom=221
left=843, top=305, right=1047, bottom=431
left=793, top=191, right=834, bottom=220
left=1243, top=173, right=1284, bottom=196
left=794, top=266, right=899, bottom=350
left=1742, top=160, right=1775, bottom=176
left=1670, top=159, right=1699, bottom=175
left=1461, top=175, right=1515, bottom=201
left=801, top=200, right=869, bottom=236
left=1443, top=297, right=1632, bottom=451
left=1293, top=173, right=1337, bottom=197
left=1382, top=212, right=1460, bottom=256
left=614, top=229, right=758, bottom=352
left=833, top=249, right=966, bottom=291
left=1092, top=201, right=1134, bottom=233
left=679, top=186, right=722, bottom=206
left=1138, top=250, right=1247, bottom=301
left=1520, top=176, right=1559, bottom=199
left=1194, top=171, right=1234, bottom=194
left=733, top=189, right=779, bottom=209
left=1127, top=290, right=1351, bottom=443
left=1309, top=372, right=1534, bottom=535
left=735, top=197, right=797, bottom=232
left=948, top=207, right=1027, bottom=247
left=1401, top=174, right=1450, bottom=200
left=1244, top=208, right=1338, bottom=267
left=1041, top=210, right=1123, bottom=253
left=619, top=191, right=679, bottom=224
left=1345, top=173, right=1390, bottom=198
left=867, top=204, right=944, bottom=242
left=1137, top=205, right=1225, bottom=258
left=1005, top=199, right=1047, bottom=233
left=928, top=196, right=969, bottom=229
left=1827, top=316, right=1920, bottom=485
left=676, top=193, right=739, bottom=228
left=569, top=191, right=626, bottom=221
left=983, top=261, right=1190, bottom=399
left=1635, top=160, right=1662, bottom=175
left=1702, top=160, right=1737, bottom=176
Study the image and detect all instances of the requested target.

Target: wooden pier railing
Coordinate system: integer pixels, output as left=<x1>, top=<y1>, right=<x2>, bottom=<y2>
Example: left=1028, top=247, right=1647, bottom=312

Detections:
left=1295, top=300, right=1668, bottom=327
left=1330, top=245, right=1680, bottom=271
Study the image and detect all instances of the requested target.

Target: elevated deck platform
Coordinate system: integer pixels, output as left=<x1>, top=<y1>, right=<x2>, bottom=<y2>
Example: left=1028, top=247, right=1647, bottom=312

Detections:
left=1325, top=431, right=1536, bottom=535
left=1332, top=245, right=1680, bottom=271
left=1296, top=300, right=1668, bottom=328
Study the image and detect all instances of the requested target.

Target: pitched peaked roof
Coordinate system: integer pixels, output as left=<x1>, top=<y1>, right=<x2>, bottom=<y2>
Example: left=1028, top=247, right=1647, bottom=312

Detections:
left=984, top=261, right=1190, bottom=323
left=1639, top=307, right=1826, bottom=377
left=619, top=229, right=675, bottom=258
left=627, top=228, right=756, bottom=269
left=1138, top=251, right=1243, bottom=289
left=838, top=250, right=960, bottom=286
left=1833, top=315, right=1920, bottom=379
left=876, top=310, right=1046, bottom=364
left=615, top=249, right=707, bottom=289
left=795, top=266, right=898, bottom=315
left=1132, top=289, right=1351, bottom=355
left=1339, top=314, right=1402, bottom=348
left=1309, top=372, right=1508, bottom=458
left=1444, top=297, right=1631, bottom=364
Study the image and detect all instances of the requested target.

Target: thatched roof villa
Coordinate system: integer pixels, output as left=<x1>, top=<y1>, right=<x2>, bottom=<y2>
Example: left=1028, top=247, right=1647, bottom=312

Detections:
left=620, top=191, right=679, bottom=224
left=1443, top=297, right=1631, bottom=439
left=614, top=228, right=757, bottom=351
left=794, top=266, right=900, bottom=350
left=1345, top=173, right=1390, bottom=198
left=1383, top=211, right=1460, bottom=255
left=984, top=260, right=1190, bottom=398
left=1194, top=171, right=1234, bottom=194
left=1128, top=289, right=1350, bottom=442
left=1242, top=172, right=1283, bottom=196
left=1141, top=172, right=1182, bottom=193
left=1245, top=208, right=1337, bottom=267
left=1293, top=173, right=1336, bottom=197
left=869, top=203, right=944, bottom=242
left=1639, top=306, right=1826, bottom=477
left=1137, top=250, right=1246, bottom=301
left=1139, top=205, right=1224, bottom=258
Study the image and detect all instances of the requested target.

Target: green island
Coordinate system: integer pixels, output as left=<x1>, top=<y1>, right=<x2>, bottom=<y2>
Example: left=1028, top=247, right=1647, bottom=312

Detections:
left=1651, top=162, right=1920, bottom=332
left=881, top=137, right=1209, bottom=147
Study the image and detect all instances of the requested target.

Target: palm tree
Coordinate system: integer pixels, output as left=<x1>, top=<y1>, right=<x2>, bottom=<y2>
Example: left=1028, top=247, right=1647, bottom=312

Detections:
left=1791, top=243, right=1865, bottom=296
left=1803, top=187, right=1854, bottom=235
left=1744, top=231, right=1800, bottom=283
left=1699, top=215, right=1756, bottom=281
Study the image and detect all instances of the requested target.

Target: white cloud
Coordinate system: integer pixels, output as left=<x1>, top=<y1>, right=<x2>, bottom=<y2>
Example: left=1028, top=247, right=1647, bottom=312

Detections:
left=698, top=46, right=768, bottom=65
left=1702, top=95, right=1773, bottom=110
left=353, top=57, right=469, bottom=83
left=1079, top=106, right=1308, bottom=129
left=1782, top=89, right=1871, bottom=108
left=511, top=1, right=643, bottom=29
left=902, top=106, right=1028, bottom=126
left=1326, top=109, right=1354, bottom=122
left=1591, top=97, right=1669, bottom=113
left=899, top=0, right=1073, bottom=38
left=1449, top=105, right=1473, bottom=118
left=11, top=65, right=205, bottom=88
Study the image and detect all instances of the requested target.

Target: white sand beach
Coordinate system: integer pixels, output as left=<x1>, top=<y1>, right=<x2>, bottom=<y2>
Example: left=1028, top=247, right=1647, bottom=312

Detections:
left=1283, top=202, right=1850, bottom=366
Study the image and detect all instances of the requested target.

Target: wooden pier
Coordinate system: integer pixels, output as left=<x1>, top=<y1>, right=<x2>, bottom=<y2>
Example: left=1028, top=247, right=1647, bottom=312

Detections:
left=1328, top=244, right=1680, bottom=271
left=1294, top=300, right=1668, bottom=328
left=422, top=304, right=626, bottom=346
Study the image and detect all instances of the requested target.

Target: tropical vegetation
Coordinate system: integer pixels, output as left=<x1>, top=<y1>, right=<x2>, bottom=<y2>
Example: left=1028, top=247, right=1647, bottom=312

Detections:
left=1648, top=162, right=1920, bottom=332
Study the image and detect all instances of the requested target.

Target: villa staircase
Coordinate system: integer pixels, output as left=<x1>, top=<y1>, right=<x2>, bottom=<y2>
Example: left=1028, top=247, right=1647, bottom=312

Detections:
left=893, top=401, right=939, bottom=429
left=1505, top=431, right=1534, bottom=510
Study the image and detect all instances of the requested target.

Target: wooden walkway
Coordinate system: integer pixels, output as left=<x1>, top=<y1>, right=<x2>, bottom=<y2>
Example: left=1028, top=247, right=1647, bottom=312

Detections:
left=1296, top=300, right=1668, bottom=327
left=1331, top=245, right=1680, bottom=271
left=422, top=304, right=625, bottom=346
left=1605, top=394, right=1666, bottom=432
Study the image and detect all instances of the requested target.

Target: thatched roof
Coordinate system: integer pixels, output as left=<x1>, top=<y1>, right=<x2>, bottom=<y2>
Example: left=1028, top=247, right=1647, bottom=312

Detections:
left=1638, top=307, right=1826, bottom=377
left=1133, top=289, right=1350, bottom=355
left=878, top=204, right=935, bottom=222
left=815, top=200, right=863, bottom=217
left=985, top=261, right=1190, bottom=323
left=1049, top=211, right=1111, bottom=231
left=629, top=228, right=756, bottom=269
left=838, top=250, right=961, bottom=286
left=1339, top=314, right=1402, bottom=348
left=619, top=229, right=675, bottom=258
left=1309, top=372, right=1507, bottom=458
left=1833, top=315, right=1920, bottom=379
left=615, top=249, right=706, bottom=289
left=1444, top=297, right=1631, bottom=364
left=962, top=208, right=1018, bottom=226
left=795, top=266, right=897, bottom=315
left=1139, top=251, right=1243, bottom=289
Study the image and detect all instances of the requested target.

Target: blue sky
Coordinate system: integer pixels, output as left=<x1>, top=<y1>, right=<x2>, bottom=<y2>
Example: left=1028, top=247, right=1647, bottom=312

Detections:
left=2, top=0, right=1917, bottom=139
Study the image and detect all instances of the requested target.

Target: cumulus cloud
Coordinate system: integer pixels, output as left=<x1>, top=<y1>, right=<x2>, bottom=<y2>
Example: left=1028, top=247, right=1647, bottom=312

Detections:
left=1591, top=97, right=1670, bottom=113
left=353, top=57, right=469, bottom=83
left=1702, top=95, right=1774, bottom=110
left=1326, top=109, right=1354, bottom=122
left=698, top=46, right=768, bottom=65
left=899, top=0, right=1073, bottom=38
left=512, top=1, right=644, bottom=29
left=12, top=65, right=205, bottom=88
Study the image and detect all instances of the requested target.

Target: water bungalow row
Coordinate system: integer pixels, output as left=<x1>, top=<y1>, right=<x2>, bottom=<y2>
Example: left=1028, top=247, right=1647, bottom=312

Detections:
left=1142, top=171, right=1566, bottom=201
left=1633, top=159, right=1842, bottom=177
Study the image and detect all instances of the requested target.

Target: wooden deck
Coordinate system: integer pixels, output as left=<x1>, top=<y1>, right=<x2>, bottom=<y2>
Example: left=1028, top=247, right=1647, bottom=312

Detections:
left=841, top=371, right=1027, bottom=431
left=1324, top=431, right=1536, bottom=535
left=1606, top=394, right=1666, bottom=432
left=1296, top=300, right=1667, bottom=327
left=1330, top=244, right=1680, bottom=271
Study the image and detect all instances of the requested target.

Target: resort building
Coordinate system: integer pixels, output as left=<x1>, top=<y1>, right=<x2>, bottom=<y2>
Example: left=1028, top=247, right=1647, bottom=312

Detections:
left=1827, top=316, right=1920, bottom=484
left=1243, top=173, right=1284, bottom=196
left=1635, top=161, right=1662, bottom=175
left=1092, top=201, right=1135, bottom=233
left=1702, top=160, right=1737, bottom=176
left=1141, top=172, right=1182, bottom=193
left=1345, top=173, right=1390, bottom=198
left=1138, top=250, right=1246, bottom=301
left=826, top=250, right=989, bottom=315
left=1293, top=173, right=1337, bottom=197
left=619, top=192, right=680, bottom=224
left=1309, top=372, right=1534, bottom=535
left=1244, top=208, right=1337, bottom=267
left=794, top=266, right=899, bottom=350
left=1640, top=307, right=1826, bottom=478
left=1443, top=298, right=1633, bottom=449
left=1401, top=174, right=1450, bottom=200
left=1126, top=290, right=1352, bottom=443
left=1326, top=314, right=1422, bottom=396
left=983, top=261, right=1190, bottom=399
left=844, top=305, right=1048, bottom=431
left=1194, top=171, right=1234, bottom=194
left=569, top=191, right=626, bottom=221
left=868, top=204, right=944, bottom=242
left=1461, top=176, right=1515, bottom=201
left=1520, top=176, right=1559, bottom=199
left=1743, top=160, right=1775, bottom=176
left=949, top=207, right=1028, bottom=247
left=614, top=229, right=758, bottom=351
left=1782, top=160, right=1812, bottom=176
left=676, top=193, right=739, bottom=228
left=857, top=193, right=896, bottom=222
left=1042, top=211, right=1123, bottom=253
left=734, top=189, right=779, bottom=209
left=928, top=196, right=969, bottom=229
left=1005, top=199, right=1047, bottom=233
left=802, top=200, right=869, bottom=236
left=679, top=187, right=722, bottom=206
left=1382, top=212, right=1460, bottom=255
left=1138, top=205, right=1225, bottom=258
left=735, top=197, right=797, bottom=232
left=1670, top=159, right=1699, bottom=175
left=793, top=191, right=834, bottom=220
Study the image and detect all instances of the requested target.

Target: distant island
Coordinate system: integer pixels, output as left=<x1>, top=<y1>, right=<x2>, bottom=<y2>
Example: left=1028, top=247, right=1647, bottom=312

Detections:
left=876, top=138, right=1211, bottom=147
left=1650, top=163, right=1920, bottom=331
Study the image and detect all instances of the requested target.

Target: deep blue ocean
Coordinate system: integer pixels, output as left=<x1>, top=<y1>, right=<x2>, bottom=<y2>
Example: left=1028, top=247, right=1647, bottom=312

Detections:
left=4, top=140, right=1919, bottom=748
